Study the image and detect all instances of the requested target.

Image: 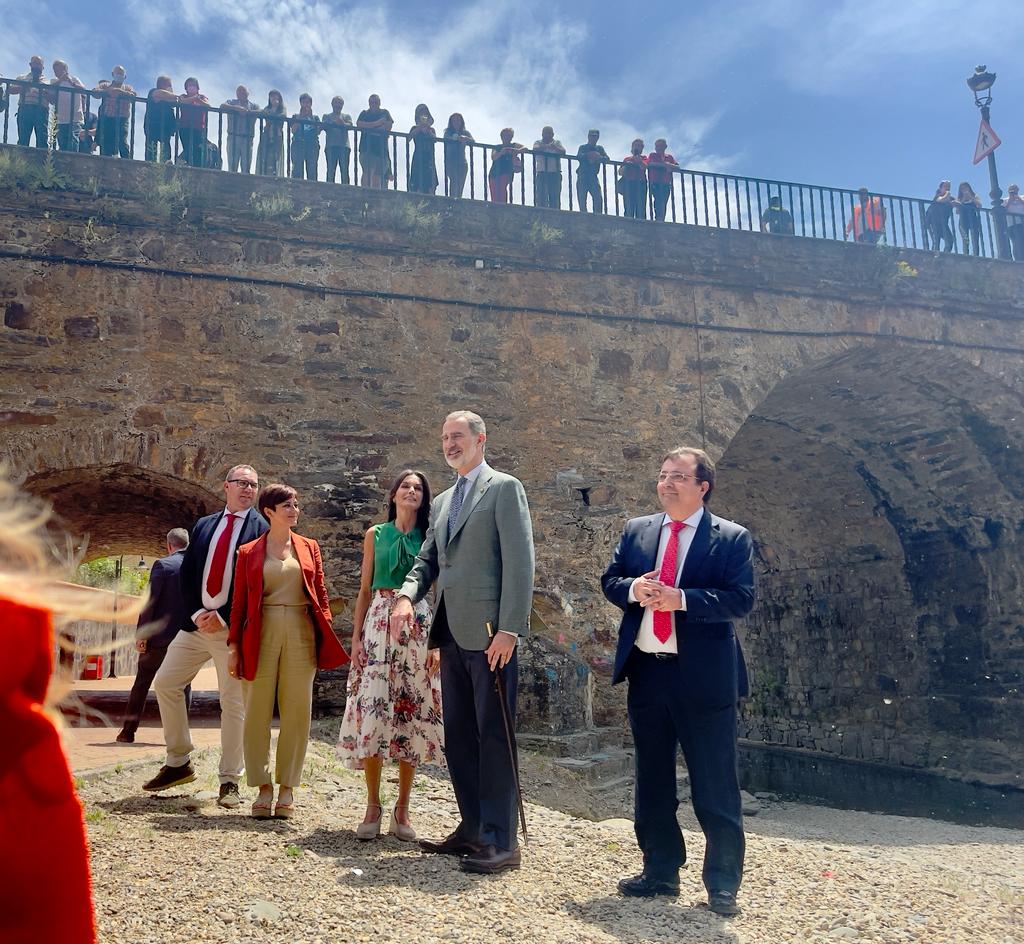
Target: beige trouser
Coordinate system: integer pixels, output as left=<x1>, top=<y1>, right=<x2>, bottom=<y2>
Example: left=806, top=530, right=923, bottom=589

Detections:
left=242, top=605, right=317, bottom=788
left=153, top=627, right=244, bottom=783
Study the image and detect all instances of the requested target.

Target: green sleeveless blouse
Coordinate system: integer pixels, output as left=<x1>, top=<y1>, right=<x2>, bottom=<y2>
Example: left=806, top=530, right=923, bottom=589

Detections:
left=370, top=522, right=424, bottom=590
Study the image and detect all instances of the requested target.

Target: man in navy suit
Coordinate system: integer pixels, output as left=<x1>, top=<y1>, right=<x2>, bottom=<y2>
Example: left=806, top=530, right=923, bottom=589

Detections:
left=116, top=528, right=191, bottom=744
left=143, top=464, right=268, bottom=808
left=602, top=446, right=754, bottom=916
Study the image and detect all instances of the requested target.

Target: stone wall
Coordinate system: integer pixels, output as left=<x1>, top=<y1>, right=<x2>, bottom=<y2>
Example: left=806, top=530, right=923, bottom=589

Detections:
left=1, top=145, right=1022, bottom=789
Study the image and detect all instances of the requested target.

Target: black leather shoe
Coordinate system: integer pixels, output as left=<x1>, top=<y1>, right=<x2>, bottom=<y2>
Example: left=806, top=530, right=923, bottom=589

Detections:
left=418, top=833, right=484, bottom=857
left=708, top=890, right=740, bottom=916
left=142, top=763, right=196, bottom=791
left=115, top=726, right=136, bottom=744
left=617, top=871, right=680, bottom=898
left=460, top=844, right=522, bottom=875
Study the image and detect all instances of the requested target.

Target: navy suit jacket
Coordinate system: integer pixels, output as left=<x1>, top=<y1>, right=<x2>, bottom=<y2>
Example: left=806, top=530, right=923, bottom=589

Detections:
left=601, top=509, right=754, bottom=707
left=136, top=549, right=187, bottom=648
left=179, top=507, right=268, bottom=630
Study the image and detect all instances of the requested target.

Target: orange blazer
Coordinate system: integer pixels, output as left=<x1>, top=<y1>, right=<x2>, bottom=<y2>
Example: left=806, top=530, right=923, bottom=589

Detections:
left=228, top=533, right=349, bottom=681
left=1, top=598, right=96, bottom=944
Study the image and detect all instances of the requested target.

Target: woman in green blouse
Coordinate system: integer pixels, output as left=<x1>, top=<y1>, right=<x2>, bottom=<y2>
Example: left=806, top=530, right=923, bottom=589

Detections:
left=337, top=470, right=444, bottom=841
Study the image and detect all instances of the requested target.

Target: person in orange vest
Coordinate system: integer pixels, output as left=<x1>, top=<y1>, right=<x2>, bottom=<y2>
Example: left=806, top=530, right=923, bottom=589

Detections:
left=845, top=187, right=887, bottom=244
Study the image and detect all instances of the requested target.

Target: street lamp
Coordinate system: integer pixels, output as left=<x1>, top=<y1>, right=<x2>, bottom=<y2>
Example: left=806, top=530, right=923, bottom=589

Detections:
left=967, top=66, right=1011, bottom=260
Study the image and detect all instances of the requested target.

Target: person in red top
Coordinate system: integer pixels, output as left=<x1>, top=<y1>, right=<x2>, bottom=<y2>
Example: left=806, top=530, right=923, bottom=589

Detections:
left=646, top=139, right=679, bottom=221
left=177, top=76, right=211, bottom=168
left=0, top=476, right=140, bottom=944
left=228, top=484, right=348, bottom=819
left=618, top=138, right=648, bottom=220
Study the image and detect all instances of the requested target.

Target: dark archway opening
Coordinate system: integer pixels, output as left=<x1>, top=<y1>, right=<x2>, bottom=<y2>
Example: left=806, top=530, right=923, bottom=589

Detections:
left=24, top=463, right=221, bottom=560
left=715, top=345, right=1024, bottom=822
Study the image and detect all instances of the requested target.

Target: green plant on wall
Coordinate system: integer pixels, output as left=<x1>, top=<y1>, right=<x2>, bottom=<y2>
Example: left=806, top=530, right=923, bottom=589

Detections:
left=143, top=177, right=188, bottom=222
left=526, top=219, right=564, bottom=250
left=389, top=201, right=442, bottom=243
left=0, top=149, right=70, bottom=191
left=248, top=190, right=296, bottom=221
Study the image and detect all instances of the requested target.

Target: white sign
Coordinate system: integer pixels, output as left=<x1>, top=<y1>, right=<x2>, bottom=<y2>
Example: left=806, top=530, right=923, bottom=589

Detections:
left=973, top=120, right=1001, bottom=165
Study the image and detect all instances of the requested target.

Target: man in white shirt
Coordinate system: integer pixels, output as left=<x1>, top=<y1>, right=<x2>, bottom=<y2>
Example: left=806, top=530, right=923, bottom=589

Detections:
left=11, top=56, right=49, bottom=148
left=143, top=464, right=268, bottom=807
left=50, top=60, right=86, bottom=153
left=602, top=446, right=755, bottom=916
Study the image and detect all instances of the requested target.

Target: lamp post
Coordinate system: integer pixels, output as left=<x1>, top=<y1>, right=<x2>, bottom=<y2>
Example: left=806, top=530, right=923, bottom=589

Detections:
left=967, top=65, right=1011, bottom=260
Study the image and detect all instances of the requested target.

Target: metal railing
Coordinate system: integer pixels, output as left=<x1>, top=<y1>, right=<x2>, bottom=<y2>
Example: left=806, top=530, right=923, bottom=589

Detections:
left=0, top=75, right=1005, bottom=259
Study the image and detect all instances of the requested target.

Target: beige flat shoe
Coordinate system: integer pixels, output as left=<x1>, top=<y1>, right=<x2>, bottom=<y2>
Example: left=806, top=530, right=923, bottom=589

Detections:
left=355, top=803, right=383, bottom=840
left=388, top=803, right=416, bottom=842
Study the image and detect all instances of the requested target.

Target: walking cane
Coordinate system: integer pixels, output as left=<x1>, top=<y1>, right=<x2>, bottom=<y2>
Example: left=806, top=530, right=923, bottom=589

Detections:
left=486, top=621, right=528, bottom=843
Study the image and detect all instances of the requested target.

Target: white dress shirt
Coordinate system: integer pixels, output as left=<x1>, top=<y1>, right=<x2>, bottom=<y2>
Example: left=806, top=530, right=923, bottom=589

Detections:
left=192, top=507, right=249, bottom=625
left=629, top=507, right=704, bottom=654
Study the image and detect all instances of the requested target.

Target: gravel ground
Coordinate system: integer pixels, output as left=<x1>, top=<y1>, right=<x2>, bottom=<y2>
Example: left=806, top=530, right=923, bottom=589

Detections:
left=79, top=727, right=1023, bottom=944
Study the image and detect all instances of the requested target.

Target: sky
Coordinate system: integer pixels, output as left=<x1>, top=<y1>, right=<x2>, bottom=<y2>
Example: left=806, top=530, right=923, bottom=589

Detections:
left=2, top=0, right=1022, bottom=200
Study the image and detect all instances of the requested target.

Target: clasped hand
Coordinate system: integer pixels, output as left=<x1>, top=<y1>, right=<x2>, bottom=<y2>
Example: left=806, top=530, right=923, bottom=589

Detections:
left=633, top=571, right=683, bottom=612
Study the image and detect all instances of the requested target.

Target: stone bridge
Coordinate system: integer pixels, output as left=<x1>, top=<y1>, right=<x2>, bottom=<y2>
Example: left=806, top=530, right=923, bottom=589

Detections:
left=2, top=146, right=1021, bottom=818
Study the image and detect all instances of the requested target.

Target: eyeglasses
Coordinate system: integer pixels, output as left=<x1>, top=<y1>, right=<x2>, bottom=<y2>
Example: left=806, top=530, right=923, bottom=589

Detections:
left=657, top=472, right=700, bottom=485
left=227, top=479, right=259, bottom=490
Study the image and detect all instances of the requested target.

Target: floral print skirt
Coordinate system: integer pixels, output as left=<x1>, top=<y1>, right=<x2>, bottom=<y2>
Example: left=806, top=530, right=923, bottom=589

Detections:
left=336, top=590, right=444, bottom=769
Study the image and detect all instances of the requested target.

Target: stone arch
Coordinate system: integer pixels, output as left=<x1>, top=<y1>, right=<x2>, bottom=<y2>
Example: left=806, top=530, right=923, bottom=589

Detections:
left=23, top=463, right=221, bottom=559
left=714, top=344, right=1024, bottom=783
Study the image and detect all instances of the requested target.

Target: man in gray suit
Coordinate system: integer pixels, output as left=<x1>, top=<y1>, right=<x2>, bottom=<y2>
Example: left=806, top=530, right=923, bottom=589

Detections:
left=392, top=410, right=534, bottom=875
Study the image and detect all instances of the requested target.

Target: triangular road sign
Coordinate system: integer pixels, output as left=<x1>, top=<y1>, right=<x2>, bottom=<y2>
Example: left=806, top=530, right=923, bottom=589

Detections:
left=973, top=119, right=1001, bottom=165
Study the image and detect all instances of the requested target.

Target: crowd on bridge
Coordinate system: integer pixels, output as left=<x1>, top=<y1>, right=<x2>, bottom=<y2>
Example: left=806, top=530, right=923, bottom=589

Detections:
left=3, top=55, right=1023, bottom=257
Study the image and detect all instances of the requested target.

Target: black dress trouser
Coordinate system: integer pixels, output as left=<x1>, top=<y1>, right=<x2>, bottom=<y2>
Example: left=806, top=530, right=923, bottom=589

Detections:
left=626, top=649, right=744, bottom=894
left=434, top=604, right=519, bottom=851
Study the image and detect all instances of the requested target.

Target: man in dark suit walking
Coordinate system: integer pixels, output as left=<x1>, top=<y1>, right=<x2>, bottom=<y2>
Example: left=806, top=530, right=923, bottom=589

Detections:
left=143, top=464, right=268, bottom=808
left=392, top=410, right=534, bottom=875
left=602, top=446, right=754, bottom=916
left=116, top=528, right=191, bottom=744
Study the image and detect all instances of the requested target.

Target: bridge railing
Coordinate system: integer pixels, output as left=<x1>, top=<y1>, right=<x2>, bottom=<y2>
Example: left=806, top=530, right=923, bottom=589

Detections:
left=0, top=76, right=1001, bottom=259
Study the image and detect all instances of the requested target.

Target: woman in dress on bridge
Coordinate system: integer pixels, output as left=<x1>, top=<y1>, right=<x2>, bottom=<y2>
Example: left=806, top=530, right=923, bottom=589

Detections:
left=228, top=484, right=349, bottom=819
left=256, top=89, right=287, bottom=177
left=337, top=470, right=444, bottom=841
left=408, top=104, right=439, bottom=195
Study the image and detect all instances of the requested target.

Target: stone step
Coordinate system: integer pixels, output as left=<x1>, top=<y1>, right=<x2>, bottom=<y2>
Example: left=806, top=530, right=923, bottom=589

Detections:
left=553, top=747, right=634, bottom=785
left=518, top=725, right=631, bottom=758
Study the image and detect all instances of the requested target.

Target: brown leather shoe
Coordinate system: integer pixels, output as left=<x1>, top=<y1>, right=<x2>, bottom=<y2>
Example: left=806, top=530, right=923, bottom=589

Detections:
left=418, top=832, right=483, bottom=857
left=460, top=844, right=522, bottom=875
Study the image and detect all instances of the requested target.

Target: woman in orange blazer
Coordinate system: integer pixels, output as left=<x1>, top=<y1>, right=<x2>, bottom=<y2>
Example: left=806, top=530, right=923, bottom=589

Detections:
left=228, top=483, right=348, bottom=819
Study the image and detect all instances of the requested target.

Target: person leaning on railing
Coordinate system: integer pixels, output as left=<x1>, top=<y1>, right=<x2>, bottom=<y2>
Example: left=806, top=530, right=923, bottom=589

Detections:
left=221, top=84, right=260, bottom=174
left=11, top=56, right=49, bottom=148
left=144, top=76, right=178, bottom=164
left=844, top=186, right=886, bottom=244
left=357, top=93, right=394, bottom=189
left=322, top=96, right=353, bottom=184
left=488, top=128, right=525, bottom=204
left=760, top=195, right=794, bottom=235
left=646, top=139, right=679, bottom=222
left=618, top=138, right=648, bottom=220
left=443, top=113, right=474, bottom=198
left=50, top=60, right=86, bottom=153
left=924, top=180, right=956, bottom=252
left=94, top=65, right=135, bottom=159
left=177, top=77, right=211, bottom=169
left=1005, top=183, right=1024, bottom=262
left=955, top=182, right=983, bottom=256
left=576, top=129, right=608, bottom=213
left=533, top=126, right=566, bottom=210
left=290, top=93, right=321, bottom=182
left=256, top=89, right=287, bottom=177
left=408, top=104, right=439, bottom=195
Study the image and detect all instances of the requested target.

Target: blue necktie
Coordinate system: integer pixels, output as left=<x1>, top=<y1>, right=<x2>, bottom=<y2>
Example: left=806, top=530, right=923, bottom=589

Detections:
left=447, top=476, right=468, bottom=542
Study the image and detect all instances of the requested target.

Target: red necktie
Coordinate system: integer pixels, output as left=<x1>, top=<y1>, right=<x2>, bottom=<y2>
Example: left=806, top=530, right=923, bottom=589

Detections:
left=653, top=521, right=686, bottom=644
left=205, top=514, right=238, bottom=597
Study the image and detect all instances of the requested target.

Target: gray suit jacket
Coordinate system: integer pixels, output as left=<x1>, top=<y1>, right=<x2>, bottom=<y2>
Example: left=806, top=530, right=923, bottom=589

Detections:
left=400, top=462, right=535, bottom=651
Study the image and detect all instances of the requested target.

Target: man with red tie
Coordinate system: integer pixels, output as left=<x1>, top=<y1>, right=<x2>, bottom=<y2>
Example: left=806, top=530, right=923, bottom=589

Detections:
left=144, top=464, right=268, bottom=807
left=601, top=447, right=754, bottom=916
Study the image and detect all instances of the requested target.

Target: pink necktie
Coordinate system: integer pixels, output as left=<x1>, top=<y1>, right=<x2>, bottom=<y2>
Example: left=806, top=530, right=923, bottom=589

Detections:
left=653, top=521, right=686, bottom=644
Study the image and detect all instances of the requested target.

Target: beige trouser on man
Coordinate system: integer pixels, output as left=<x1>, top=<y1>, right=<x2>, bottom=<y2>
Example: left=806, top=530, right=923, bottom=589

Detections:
left=153, top=627, right=244, bottom=783
left=242, top=606, right=317, bottom=787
